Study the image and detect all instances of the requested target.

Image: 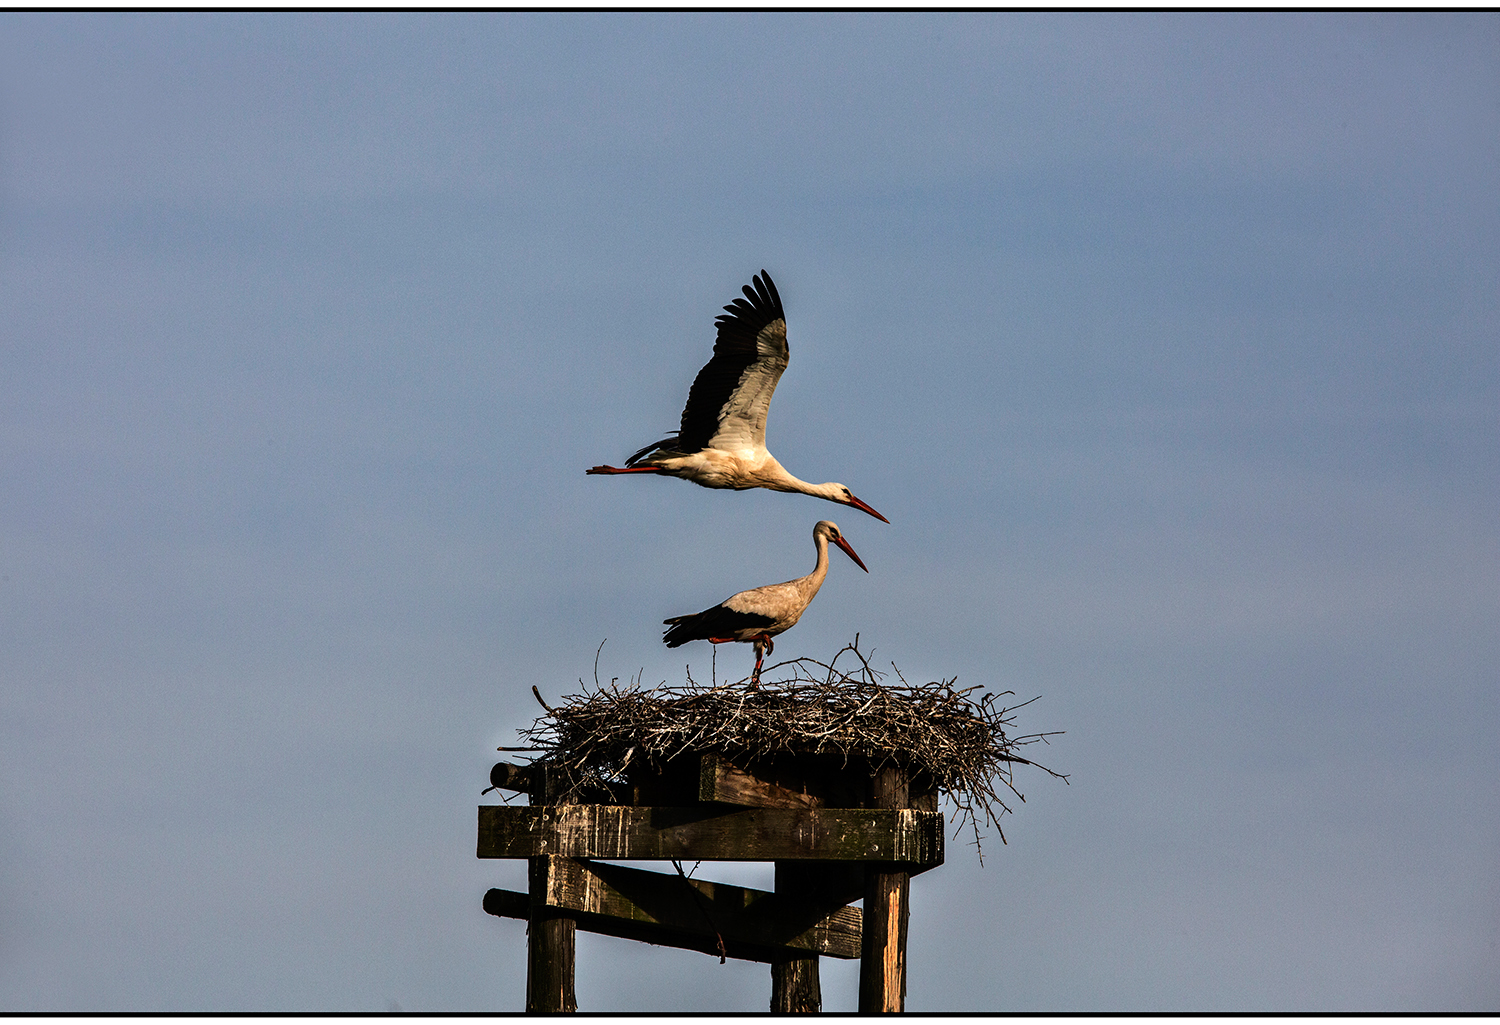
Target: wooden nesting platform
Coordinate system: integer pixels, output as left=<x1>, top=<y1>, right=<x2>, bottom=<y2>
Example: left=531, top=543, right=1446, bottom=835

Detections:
left=479, top=750, right=944, bottom=1013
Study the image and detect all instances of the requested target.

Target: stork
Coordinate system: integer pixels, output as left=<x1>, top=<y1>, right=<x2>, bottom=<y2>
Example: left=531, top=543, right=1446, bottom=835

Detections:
left=587, top=271, right=889, bottom=523
left=662, top=520, right=868, bottom=687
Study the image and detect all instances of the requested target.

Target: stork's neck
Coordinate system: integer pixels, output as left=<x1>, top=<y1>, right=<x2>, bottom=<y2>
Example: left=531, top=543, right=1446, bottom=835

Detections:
left=772, top=469, right=844, bottom=506
left=804, top=532, right=832, bottom=593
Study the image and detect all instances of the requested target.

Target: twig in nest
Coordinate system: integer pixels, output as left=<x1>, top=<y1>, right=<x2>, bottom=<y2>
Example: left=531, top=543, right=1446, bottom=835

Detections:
left=672, top=859, right=727, bottom=963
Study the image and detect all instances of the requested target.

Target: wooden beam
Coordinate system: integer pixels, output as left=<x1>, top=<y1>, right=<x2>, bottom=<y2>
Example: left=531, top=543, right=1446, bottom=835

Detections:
left=478, top=805, right=944, bottom=868
left=774, top=859, right=867, bottom=911
left=483, top=857, right=862, bottom=962
left=482, top=887, right=529, bottom=919
left=488, top=761, right=532, bottom=793
left=859, top=765, right=912, bottom=1013
left=699, top=753, right=821, bottom=809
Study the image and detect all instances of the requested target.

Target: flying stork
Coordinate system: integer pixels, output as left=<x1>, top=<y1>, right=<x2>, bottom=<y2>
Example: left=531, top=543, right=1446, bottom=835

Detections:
left=662, top=520, right=868, bottom=687
left=587, top=271, right=889, bottom=523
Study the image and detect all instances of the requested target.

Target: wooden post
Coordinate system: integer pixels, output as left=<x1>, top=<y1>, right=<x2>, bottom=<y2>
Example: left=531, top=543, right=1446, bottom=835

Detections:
left=770, top=861, right=828, bottom=1012
left=859, top=765, right=910, bottom=1013
left=770, top=953, right=821, bottom=1013
left=527, top=766, right=577, bottom=1013
left=526, top=855, right=577, bottom=1013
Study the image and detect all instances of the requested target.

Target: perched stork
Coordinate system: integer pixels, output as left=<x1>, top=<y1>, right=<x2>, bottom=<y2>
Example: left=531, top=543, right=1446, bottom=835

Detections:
left=662, top=520, right=868, bottom=687
left=587, top=271, right=889, bottom=523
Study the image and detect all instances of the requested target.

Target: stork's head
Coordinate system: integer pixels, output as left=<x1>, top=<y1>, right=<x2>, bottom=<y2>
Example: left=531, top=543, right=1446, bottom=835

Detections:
left=815, top=520, right=869, bottom=573
left=828, top=484, right=889, bottom=524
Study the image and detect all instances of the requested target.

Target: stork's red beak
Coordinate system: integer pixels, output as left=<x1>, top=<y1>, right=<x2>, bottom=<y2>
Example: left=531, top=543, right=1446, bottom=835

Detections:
left=845, top=494, right=890, bottom=524
left=833, top=535, right=869, bottom=573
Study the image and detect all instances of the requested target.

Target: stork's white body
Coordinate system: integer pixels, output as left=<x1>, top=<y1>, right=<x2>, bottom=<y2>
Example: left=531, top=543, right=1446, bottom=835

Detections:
left=588, top=271, right=888, bottom=523
left=662, top=520, right=868, bottom=685
left=640, top=448, right=838, bottom=500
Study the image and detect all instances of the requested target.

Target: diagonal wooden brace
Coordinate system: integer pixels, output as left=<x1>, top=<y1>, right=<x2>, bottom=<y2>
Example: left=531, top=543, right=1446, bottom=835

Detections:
left=484, top=856, right=863, bottom=962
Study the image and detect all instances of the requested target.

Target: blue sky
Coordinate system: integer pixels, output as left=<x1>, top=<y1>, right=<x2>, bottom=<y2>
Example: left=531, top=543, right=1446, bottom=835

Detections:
left=1, top=12, right=1496, bottom=1011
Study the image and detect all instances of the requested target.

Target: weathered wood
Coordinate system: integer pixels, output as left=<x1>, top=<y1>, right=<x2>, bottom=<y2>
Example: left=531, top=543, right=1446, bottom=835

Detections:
left=699, top=753, right=821, bottom=809
left=624, top=753, right=703, bottom=806
left=769, top=859, right=846, bottom=1014
left=859, top=765, right=912, bottom=1013
left=911, top=787, right=939, bottom=813
left=490, top=754, right=938, bottom=814
left=489, top=761, right=530, bottom=793
left=488, top=857, right=861, bottom=961
left=527, top=856, right=577, bottom=1013
left=860, top=869, right=909, bottom=1012
left=773, top=861, right=866, bottom=938
left=771, top=953, right=821, bottom=1013
left=525, top=763, right=632, bottom=806
left=482, top=754, right=945, bottom=1011
left=522, top=763, right=559, bottom=805
left=478, top=805, right=944, bottom=867
left=552, top=858, right=862, bottom=959
left=482, top=887, right=530, bottom=919
left=692, top=752, right=940, bottom=811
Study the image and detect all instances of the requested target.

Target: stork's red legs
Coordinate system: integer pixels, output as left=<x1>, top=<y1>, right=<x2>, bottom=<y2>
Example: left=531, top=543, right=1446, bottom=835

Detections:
left=585, top=465, right=666, bottom=475
left=749, top=633, right=775, bottom=689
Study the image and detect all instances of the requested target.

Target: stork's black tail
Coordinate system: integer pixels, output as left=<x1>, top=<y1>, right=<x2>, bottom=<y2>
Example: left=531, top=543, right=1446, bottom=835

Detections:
left=662, top=606, right=775, bottom=647
left=661, top=613, right=700, bottom=648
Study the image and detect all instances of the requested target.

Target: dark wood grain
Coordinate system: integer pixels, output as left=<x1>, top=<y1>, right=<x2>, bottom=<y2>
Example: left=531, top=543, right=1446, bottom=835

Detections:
left=492, top=856, right=863, bottom=962
left=488, top=761, right=532, bottom=794
left=771, top=953, right=821, bottom=1013
left=526, top=857, right=576, bottom=1013
left=482, top=887, right=529, bottom=919
left=478, top=805, right=944, bottom=867
left=699, top=753, right=821, bottom=809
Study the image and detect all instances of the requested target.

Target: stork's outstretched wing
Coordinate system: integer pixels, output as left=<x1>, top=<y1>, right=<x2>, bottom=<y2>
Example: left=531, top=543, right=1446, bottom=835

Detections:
left=675, top=271, right=788, bottom=453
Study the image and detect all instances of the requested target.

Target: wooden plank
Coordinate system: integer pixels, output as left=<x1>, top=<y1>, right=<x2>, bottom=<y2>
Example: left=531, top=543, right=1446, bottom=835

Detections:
left=560, top=857, right=860, bottom=961
left=691, top=752, right=942, bottom=811
left=483, top=859, right=861, bottom=962
left=699, top=753, right=821, bottom=809
left=776, top=860, right=867, bottom=910
left=859, top=765, right=911, bottom=1013
left=477, top=805, right=944, bottom=868
left=526, top=857, right=576, bottom=1013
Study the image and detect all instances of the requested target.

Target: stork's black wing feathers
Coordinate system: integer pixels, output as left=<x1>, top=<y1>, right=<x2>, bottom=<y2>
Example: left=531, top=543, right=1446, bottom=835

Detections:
left=662, top=604, right=776, bottom=647
left=674, top=270, right=786, bottom=452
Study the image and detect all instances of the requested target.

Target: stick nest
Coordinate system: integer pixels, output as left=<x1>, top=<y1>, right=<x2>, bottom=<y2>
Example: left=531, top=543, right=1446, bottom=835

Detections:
left=518, top=638, right=1066, bottom=855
